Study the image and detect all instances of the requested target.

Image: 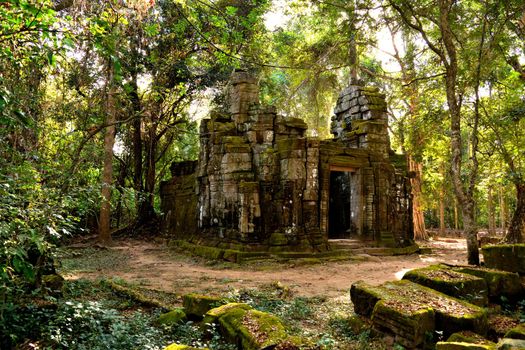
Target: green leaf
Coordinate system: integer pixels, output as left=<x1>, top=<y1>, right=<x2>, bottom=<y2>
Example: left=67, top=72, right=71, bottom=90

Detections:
left=47, top=50, right=56, bottom=66
left=0, top=93, right=7, bottom=110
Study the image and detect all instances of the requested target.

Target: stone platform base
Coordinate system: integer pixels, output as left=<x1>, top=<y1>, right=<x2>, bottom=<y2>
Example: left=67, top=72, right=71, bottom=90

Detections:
left=169, top=239, right=420, bottom=263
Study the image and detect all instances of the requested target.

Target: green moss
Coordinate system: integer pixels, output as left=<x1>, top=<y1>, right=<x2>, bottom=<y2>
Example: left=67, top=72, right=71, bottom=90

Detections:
left=435, top=341, right=496, bottom=350
left=163, top=344, right=209, bottom=350
left=183, top=294, right=225, bottom=318
left=455, top=267, right=523, bottom=302
left=157, top=308, right=187, bottom=326
left=505, top=324, right=525, bottom=340
left=191, top=245, right=225, bottom=260
left=268, top=232, right=288, bottom=246
left=42, top=274, right=64, bottom=293
left=205, top=303, right=299, bottom=350
left=447, top=331, right=495, bottom=346
left=497, top=338, right=525, bottom=350
left=482, top=244, right=525, bottom=273
left=372, top=300, right=435, bottom=348
left=222, top=249, right=239, bottom=262
left=383, top=280, right=488, bottom=336
left=350, top=281, right=393, bottom=317
left=402, top=265, right=489, bottom=306
left=204, top=303, right=253, bottom=323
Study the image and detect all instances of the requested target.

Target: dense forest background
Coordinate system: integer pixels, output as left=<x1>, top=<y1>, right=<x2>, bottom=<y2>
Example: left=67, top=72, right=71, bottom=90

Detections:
left=1, top=0, right=525, bottom=311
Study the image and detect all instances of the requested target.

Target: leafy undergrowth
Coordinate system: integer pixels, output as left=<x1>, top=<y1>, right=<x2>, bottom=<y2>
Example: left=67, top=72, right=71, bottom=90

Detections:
left=1, top=279, right=388, bottom=350
left=225, top=282, right=389, bottom=349
left=1, top=279, right=234, bottom=350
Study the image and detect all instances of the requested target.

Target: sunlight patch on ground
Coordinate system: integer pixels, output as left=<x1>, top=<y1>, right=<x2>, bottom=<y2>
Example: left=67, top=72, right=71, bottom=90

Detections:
left=395, top=268, right=412, bottom=280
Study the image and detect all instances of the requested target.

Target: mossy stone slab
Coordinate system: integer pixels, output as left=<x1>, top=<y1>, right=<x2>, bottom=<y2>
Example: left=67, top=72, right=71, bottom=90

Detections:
left=182, top=294, right=225, bottom=318
left=505, top=324, right=525, bottom=340
left=203, top=303, right=253, bottom=324
left=205, top=303, right=297, bottom=350
left=497, top=338, right=525, bottom=349
left=436, top=341, right=496, bottom=350
left=351, top=280, right=487, bottom=337
left=157, top=308, right=187, bottom=325
left=403, top=265, right=488, bottom=306
left=456, top=267, right=523, bottom=302
left=482, top=244, right=525, bottom=273
left=350, top=281, right=394, bottom=317
left=448, top=331, right=496, bottom=346
left=164, top=344, right=209, bottom=350
left=371, top=299, right=435, bottom=348
left=382, top=280, right=488, bottom=336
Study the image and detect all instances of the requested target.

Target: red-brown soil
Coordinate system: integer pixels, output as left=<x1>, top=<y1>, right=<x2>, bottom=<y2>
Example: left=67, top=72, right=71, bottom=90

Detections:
left=62, top=237, right=470, bottom=298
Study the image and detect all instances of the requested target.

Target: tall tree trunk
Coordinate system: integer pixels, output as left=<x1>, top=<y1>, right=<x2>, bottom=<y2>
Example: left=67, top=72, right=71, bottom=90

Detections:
left=347, top=0, right=358, bottom=83
left=99, top=65, right=117, bottom=244
left=504, top=182, right=525, bottom=243
left=130, top=74, right=143, bottom=213
left=488, top=186, right=496, bottom=235
left=439, top=187, right=445, bottom=235
left=439, top=0, right=480, bottom=264
left=138, top=119, right=157, bottom=224
left=454, top=200, right=459, bottom=230
left=500, top=186, right=507, bottom=235
left=409, top=156, right=427, bottom=239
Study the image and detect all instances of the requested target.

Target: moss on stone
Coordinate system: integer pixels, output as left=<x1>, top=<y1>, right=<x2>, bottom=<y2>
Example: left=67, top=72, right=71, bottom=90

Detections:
left=268, top=232, right=288, bottom=246
left=455, top=267, right=523, bottom=302
left=42, top=274, right=64, bottom=293
left=183, top=294, right=225, bottom=319
left=383, top=280, right=488, bottom=336
left=203, top=302, right=253, bottom=324
left=350, top=281, right=394, bottom=317
left=157, top=308, right=187, bottom=326
left=497, top=338, right=525, bottom=350
left=220, top=308, right=289, bottom=350
left=222, top=249, right=239, bottom=262
left=435, top=341, right=496, bottom=350
left=447, top=331, right=495, bottom=346
left=163, top=344, right=209, bottom=350
left=402, top=265, right=489, bottom=306
left=372, top=299, right=435, bottom=348
left=205, top=303, right=299, bottom=350
left=482, top=244, right=525, bottom=273
left=505, top=324, right=525, bottom=340
left=191, top=245, right=225, bottom=260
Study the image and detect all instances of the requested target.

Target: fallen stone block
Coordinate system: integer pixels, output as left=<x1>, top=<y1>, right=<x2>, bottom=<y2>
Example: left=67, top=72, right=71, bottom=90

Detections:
left=435, top=341, right=496, bottom=350
left=157, top=308, right=187, bottom=326
left=204, top=303, right=300, bottom=350
left=482, top=244, right=525, bottom=274
left=183, top=294, right=225, bottom=319
left=456, top=267, right=523, bottom=302
left=383, top=281, right=488, bottom=337
left=371, top=299, right=435, bottom=348
left=497, top=338, right=525, bottom=350
left=505, top=324, right=525, bottom=340
left=164, top=345, right=209, bottom=350
left=350, top=281, right=392, bottom=317
left=403, top=265, right=488, bottom=306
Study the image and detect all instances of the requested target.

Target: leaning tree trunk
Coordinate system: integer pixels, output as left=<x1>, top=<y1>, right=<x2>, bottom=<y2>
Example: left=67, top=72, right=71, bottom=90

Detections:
left=504, top=182, right=525, bottom=243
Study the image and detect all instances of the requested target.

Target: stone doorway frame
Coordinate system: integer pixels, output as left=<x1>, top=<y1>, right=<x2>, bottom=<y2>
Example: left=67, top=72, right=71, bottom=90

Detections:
left=324, top=164, right=364, bottom=240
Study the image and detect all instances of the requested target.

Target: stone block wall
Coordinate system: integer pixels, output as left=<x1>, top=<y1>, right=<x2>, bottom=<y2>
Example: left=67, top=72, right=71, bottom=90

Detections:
left=160, top=161, right=198, bottom=238
left=160, top=72, right=413, bottom=251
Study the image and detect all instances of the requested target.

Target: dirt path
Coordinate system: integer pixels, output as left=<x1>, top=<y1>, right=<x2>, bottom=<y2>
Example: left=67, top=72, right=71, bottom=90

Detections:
left=62, top=237, right=469, bottom=298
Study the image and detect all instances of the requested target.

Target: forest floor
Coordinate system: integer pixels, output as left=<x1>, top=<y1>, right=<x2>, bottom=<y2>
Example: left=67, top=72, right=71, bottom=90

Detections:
left=60, top=236, right=469, bottom=299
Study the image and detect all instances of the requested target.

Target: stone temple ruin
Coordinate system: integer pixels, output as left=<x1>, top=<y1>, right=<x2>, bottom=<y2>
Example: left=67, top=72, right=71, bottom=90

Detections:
left=160, top=71, right=413, bottom=253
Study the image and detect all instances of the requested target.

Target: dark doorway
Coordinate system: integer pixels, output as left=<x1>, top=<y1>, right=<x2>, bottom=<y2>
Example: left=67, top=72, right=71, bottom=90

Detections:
left=329, top=171, right=352, bottom=238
